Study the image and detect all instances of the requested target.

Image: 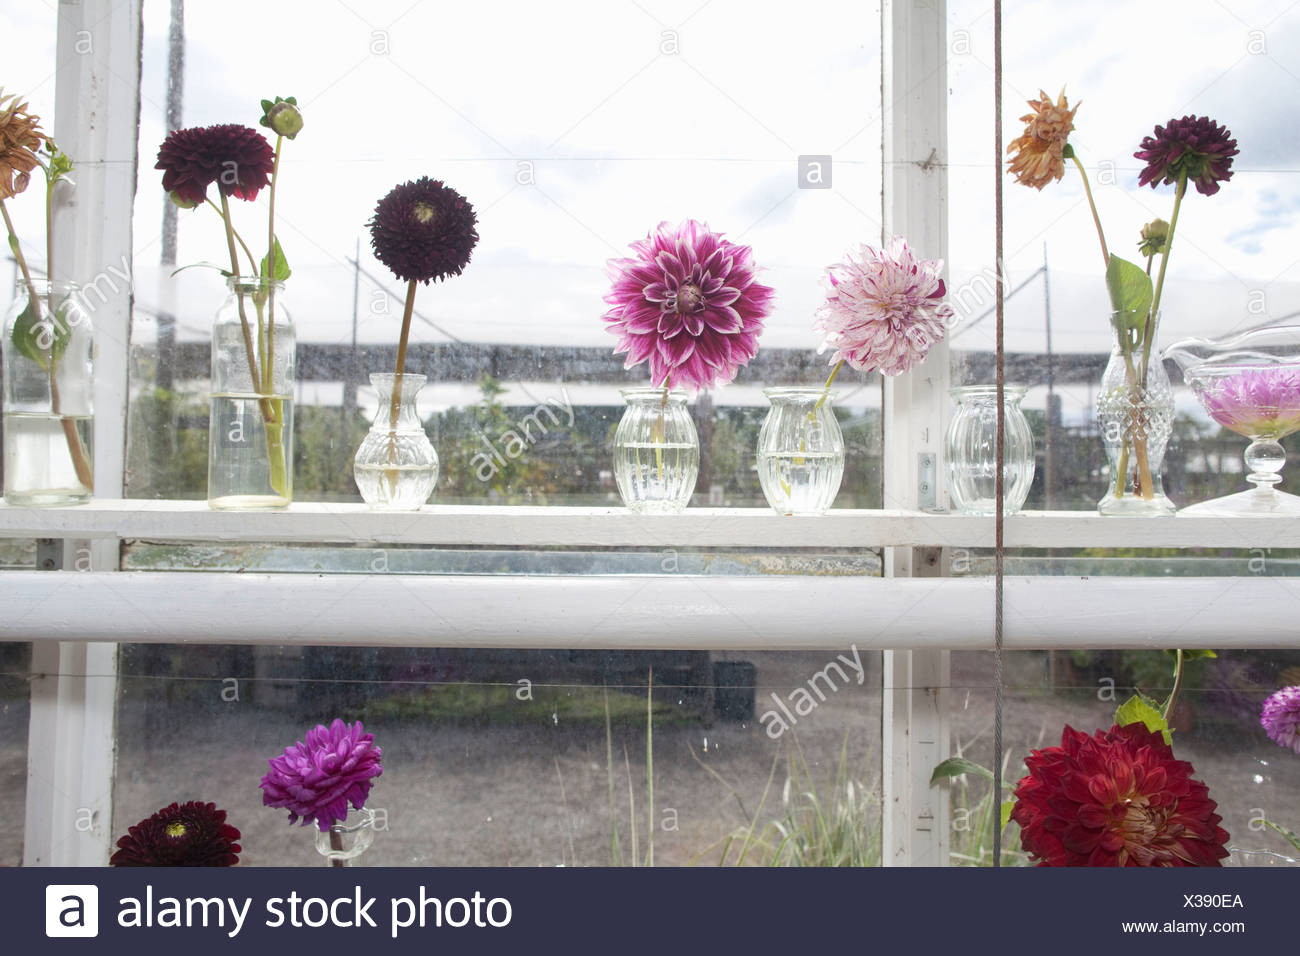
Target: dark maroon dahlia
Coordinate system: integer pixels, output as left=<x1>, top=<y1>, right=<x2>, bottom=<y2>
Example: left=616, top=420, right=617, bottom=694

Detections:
left=368, top=177, right=479, bottom=284
left=155, top=123, right=275, bottom=206
left=110, top=801, right=241, bottom=866
left=1135, top=115, right=1238, bottom=197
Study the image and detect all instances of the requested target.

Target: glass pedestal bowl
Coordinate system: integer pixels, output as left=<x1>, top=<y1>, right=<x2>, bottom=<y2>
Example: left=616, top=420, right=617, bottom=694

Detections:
left=1164, top=326, right=1300, bottom=515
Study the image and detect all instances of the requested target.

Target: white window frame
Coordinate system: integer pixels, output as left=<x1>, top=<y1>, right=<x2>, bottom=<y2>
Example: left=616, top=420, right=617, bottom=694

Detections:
left=4, top=0, right=1299, bottom=867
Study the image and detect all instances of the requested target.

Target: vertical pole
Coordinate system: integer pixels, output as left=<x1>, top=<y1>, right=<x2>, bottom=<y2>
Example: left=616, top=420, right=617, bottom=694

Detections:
left=24, top=0, right=141, bottom=866
left=880, top=0, right=951, bottom=867
left=156, top=0, right=184, bottom=391
left=1043, top=243, right=1055, bottom=509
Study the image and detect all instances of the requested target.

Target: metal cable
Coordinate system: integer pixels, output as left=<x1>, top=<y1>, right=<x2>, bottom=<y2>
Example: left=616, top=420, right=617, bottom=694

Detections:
left=992, top=0, right=1006, bottom=869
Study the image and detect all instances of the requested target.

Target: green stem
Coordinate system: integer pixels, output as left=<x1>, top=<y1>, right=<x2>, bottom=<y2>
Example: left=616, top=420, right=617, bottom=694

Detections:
left=1, top=199, right=93, bottom=491
left=1164, top=648, right=1185, bottom=726
left=389, top=278, right=418, bottom=431
left=814, top=360, right=843, bottom=412
left=1068, top=152, right=1110, bottom=270
left=206, top=198, right=259, bottom=274
left=265, top=135, right=283, bottom=402
left=218, top=194, right=273, bottom=423
left=1144, top=173, right=1186, bottom=377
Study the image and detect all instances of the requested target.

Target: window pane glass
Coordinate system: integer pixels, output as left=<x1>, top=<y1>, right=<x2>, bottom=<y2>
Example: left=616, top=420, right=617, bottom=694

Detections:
left=946, top=0, right=1300, bottom=866
left=113, top=643, right=883, bottom=866
left=128, top=0, right=884, bottom=507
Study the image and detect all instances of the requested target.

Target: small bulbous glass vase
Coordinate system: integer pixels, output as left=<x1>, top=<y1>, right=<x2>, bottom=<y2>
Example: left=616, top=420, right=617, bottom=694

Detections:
left=353, top=373, right=438, bottom=510
left=612, top=387, right=699, bottom=514
left=314, top=807, right=378, bottom=866
left=946, top=385, right=1035, bottom=515
left=756, top=387, right=845, bottom=516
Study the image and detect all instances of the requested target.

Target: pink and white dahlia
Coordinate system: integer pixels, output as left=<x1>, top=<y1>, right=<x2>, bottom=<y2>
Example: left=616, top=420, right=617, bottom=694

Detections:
left=1195, top=367, right=1300, bottom=441
left=603, top=220, right=774, bottom=390
left=813, top=237, right=953, bottom=376
left=1261, top=685, right=1300, bottom=754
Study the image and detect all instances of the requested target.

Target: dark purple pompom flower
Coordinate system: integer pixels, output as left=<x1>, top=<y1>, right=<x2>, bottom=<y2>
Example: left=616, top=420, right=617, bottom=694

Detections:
left=1261, top=685, right=1300, bottom=754
left=369, top=176, right=479, bottom=284
left=155, top=124, right=275, bottom=206
left=260, top=719, right=383, bottom=831
left=603, top=219, right=774, bottom=390
left=1134, top=115, right=1238, bottom=197
left=110, top=801, right=241, bottom=866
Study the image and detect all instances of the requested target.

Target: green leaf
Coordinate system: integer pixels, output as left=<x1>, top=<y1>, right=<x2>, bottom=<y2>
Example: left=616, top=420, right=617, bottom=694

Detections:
left=1105, top=254, right=1154, bottom=319
left=930, top=757, right=993, bottom=785
left=1000, top=800, right=1014, bottom=833
left=1115, top=693, right=1172, bottom=745
left=260, top=236, right=291, bottom=281
left=8, top=296, right=71, bottom=371
left=1261, top=819, right=1300, bottom=853
left=260, top=98, right=274, bottom=113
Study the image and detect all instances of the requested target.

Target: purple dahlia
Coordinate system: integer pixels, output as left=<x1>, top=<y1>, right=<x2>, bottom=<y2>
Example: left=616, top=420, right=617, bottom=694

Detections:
left=1135, top=115, right=1238, bottom=197
left=602, top=219, right=774, bottom=391
left=1195, top=367, right=1300, bottom=440
left=1261, top=685, right=1300, bottom=754
left=369, top=176, right=478, bottom=284
left=260, top=718, right=383, bottom=831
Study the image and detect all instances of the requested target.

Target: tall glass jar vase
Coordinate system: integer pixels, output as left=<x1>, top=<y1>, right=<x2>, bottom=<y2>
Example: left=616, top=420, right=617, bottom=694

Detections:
left=2, top=280, right=94, bottom=505
left=208, top=277, right=295, bottom=510
left=946, top=385, right=1035, bottom=515
left=353, top=373, right=438, bottom=510
left=756, top=387, right=845, bottom=515
left=613, top=387, right=699, bottom=514
left=1096, top=309, right=1175, bottom=516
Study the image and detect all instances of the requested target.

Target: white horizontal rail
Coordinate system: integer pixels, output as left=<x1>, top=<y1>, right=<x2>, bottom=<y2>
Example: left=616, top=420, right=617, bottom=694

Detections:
left=2, top=501, right=1299, bottom=549
left=2, top=571, right=1295, bottom=649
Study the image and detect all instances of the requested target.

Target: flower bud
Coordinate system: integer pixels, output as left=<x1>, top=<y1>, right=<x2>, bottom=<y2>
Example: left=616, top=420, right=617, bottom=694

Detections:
left=168, top=189, right=200, bottom=210
left=1138, top=218, right=1169, bottom=258
left=262, top=100, right=303, bottom=140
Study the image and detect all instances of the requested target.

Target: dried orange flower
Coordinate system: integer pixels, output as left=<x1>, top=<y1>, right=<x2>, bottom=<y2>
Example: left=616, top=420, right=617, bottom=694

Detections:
left=1007, top=88, right=1078, bottom=190
left=0, top=89, right=47, bottom=200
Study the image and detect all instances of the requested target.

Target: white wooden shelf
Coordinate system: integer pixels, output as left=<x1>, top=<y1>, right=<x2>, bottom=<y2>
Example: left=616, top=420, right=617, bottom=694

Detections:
left=2, top=500, right=1299, bottom=549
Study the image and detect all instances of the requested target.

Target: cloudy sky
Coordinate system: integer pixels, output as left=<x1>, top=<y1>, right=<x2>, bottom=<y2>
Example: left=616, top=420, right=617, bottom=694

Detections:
left=8, top=0, right=1300, bottom=376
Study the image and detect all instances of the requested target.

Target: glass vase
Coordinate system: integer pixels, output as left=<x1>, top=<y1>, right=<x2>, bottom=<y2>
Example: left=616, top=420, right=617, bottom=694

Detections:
left=1096, top=309, right=1175, bottom=516
left=2, top=279, right=94, bottom=505
left=353, top=373, right=437, bottom=510
left=946, top=385, right=1035, bottom=515
left=1165, top=325, right=1300, bottom=515
left=756, top=387, right=845, bottom=516
left=613, top=387, right=699, bottom=514
left=208, top=277, right=295, bottom=510
left=314, top=807, right=378, bottom=866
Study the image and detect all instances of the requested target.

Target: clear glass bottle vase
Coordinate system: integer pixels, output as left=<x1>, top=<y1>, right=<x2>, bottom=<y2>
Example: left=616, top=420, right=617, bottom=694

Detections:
left=946, top=385, right=1035, bottom=515
left=1096, top=309, right=1175, bottom=516
left=756, top=387, right=845, bottom=516
left=353, top=373, right=437, bottom=510
left=2, top=279, right=94, bottom=505
left=208, top=276, right=295, bottom=510
left=314, top=807, right=378, bottom=866
left=613, top=387, right=699, bottom=514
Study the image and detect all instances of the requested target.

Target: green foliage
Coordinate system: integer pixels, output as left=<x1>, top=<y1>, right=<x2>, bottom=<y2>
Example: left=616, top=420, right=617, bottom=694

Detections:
left=260, top=236, right=291, bottom=281
left=931, top=745, right=1029, bottom=867
left=8, top=296, right=68, bottom=370
left=1115, top=693, right=1172, bottom=744
left=1105, top=254, right=1154, bottom=320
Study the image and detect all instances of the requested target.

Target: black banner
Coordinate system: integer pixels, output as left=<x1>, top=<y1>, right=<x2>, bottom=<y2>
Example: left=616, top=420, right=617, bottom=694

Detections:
left=8, top=866, right=1295, bottom=953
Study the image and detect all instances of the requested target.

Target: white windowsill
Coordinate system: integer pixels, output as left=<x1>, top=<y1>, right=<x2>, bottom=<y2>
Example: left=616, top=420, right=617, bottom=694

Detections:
left=0, top=499, right=1297, bottom=549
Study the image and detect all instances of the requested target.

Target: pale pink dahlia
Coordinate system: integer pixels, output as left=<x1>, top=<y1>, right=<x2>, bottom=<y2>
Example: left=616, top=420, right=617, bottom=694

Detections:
left=1195, top=367, right=1300, bottom=440
left=813, top=237, right=953, bottom=376
left=603, top=220, right=774, bottom=390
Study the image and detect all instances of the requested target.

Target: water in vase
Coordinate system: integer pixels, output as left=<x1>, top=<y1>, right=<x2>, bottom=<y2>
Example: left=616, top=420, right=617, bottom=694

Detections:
left=3, top=411, right=93, bottom=505
left=207, top=392, right=294, bottom=510
left=757, top=450, right=844, bottom=515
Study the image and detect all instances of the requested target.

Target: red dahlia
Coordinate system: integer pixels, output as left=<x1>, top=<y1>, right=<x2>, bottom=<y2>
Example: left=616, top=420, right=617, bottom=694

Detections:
left=1011, top=723, right=1229, bottom=867
left=155, top=123, right=275, bottom=206
left=110, top=800, right=241, bottom=866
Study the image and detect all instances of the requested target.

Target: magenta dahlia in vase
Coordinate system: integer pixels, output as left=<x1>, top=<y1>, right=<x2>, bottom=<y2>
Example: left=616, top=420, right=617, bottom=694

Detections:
left=603, top=219, right=774, bottom=391
left=1010, top=722, right=1230, bottom=867
left=1195, top=368, right=1300, bottom=441
left=260, top=718, right=383, bottom=831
